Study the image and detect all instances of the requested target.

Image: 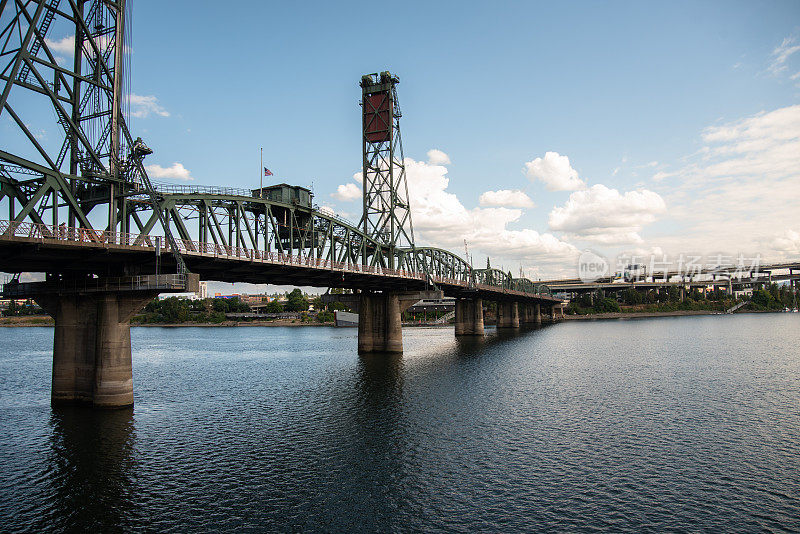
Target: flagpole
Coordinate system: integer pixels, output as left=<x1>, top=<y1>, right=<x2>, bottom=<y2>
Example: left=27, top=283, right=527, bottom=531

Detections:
left=260, top=147, right=263, bottom=197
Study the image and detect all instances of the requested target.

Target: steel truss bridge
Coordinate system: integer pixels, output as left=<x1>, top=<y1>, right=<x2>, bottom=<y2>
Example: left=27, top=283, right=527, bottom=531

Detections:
left=0, top=215, right=556, bottom=302
left=0, top=174, right=553, bottom=299
left=0, top=0, right=551, bottom=300
left=0, top=1, right=562, bottom=408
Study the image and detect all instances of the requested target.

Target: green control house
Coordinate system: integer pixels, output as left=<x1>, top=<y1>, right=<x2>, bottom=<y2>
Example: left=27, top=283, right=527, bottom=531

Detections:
left=252, top=184, right=313, bottom=208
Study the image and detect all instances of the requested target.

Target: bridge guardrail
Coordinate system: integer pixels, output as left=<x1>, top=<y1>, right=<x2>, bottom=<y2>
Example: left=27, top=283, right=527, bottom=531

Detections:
left=1, top=274, right=187, bottom=297
left=151, top=182, right=256, bottom=198
left=0, top=220, right=555, bottom=299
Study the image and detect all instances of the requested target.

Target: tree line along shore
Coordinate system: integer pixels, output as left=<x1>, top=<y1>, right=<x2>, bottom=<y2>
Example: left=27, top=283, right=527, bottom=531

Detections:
left=2, top=284, right=796, bottom=326
left=565, top=283, right=797, bottom=316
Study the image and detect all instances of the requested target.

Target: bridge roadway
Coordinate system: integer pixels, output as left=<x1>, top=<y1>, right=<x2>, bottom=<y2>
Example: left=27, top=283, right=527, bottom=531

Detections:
left=0, top=219, right=560, bottom=304
left=548, top=272, right=800, bottom=295
left=542, top=261, right=800, bottom=289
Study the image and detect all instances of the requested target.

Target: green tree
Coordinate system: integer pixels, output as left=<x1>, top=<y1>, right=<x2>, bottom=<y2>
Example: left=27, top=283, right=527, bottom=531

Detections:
left=667, top=286, right=682, bottom=302
left=212, top=298, right=230, bottom=313
left=285, top=288, right=309, bottom=312
left=751, top=288, right=778, bottom=310
left=265, top=300, right=284, bottom=313
left=689, top=289, right=704, bottom=301
left=594, top=297, right=621, bottom=313
left=2, top=300, right=18, bottom=316
left=159, top=297, right=190, bottom=322
left=622, top=288, right=643, bottom=305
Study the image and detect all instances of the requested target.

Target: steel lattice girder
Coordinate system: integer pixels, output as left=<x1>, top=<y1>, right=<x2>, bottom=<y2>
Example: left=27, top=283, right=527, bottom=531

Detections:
left=0, top=0, right=187, bottom=272
left=359, top=72, right=414, bottom=266
left=0, top=4, right=553, bottom=297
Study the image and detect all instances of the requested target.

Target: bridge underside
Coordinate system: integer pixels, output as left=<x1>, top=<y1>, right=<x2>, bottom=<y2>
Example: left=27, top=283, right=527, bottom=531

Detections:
left=0, top=236, right=563, bottom=306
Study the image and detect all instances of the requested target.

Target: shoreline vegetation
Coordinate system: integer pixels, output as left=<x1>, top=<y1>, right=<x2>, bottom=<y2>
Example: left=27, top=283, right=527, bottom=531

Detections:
left=565, top=284, right=796, bottom=317
left=2, top=284, right=795, bottom=327
left=0, top=308, right=790, bottom=327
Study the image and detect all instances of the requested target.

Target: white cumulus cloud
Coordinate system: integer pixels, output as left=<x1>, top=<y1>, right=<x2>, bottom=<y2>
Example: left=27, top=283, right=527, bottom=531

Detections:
left=146, top=162, right=193, bottom=181
left=45, top=35, right=74, bottom=54
left=478, top=189, right=535, bottom=208
left=44, top=34, right=132, bottom=57
left=402, top=156, right=578, bottom=274
left=548, top=184, right=666, bottom=245
left=426, top=149, right=451, bottom=165
left=318, top=205, right=336, bottom=217
left=127, top=94, right=170, bottom=118
left=649, top=104, right=800, bottom=260
left=770, top=229, right=800, bottom=255
left=331, top=183, right=361, bottom=201
left=525, top=151, right=585, bottom=191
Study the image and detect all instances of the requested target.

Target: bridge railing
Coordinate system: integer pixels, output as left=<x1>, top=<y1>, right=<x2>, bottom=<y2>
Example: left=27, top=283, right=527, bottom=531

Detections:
left=1, top=273, right=187, bottom=297
left=151, top=182, right=256, bottom=198
left=0, top=220, right=554, bottom=299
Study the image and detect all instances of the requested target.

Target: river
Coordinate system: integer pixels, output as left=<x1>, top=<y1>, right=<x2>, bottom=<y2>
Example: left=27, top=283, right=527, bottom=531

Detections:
left=1, top=314, right=799, bottom=532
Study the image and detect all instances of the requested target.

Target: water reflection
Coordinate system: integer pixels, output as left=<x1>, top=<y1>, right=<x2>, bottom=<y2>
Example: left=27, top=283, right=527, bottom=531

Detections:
left=453, top=333, right=488, bottom=356
left=336, top=352, right=407, bottom=531
left=46, top=407, right=137, bottom=532
left=4, top=317, right=797, bottom=531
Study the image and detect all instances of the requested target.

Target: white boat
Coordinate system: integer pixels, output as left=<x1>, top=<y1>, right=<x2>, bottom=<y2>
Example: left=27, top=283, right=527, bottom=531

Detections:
left=334, top=310, right=358, bottom=327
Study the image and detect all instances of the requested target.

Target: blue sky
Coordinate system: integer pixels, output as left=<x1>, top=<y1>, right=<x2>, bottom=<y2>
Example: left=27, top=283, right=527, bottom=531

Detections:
left=130, top=1, right=796, bottom=189
left=6, top=0, right=799, bottom=283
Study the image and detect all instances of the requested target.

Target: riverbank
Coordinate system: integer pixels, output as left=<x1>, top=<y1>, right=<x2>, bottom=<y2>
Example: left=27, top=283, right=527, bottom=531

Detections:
left=0, top=316, right=336, bottom=327
left=564, top=309, right=786, bottom=320
left=0, top=316, right=53, bottom=327
left=0, top=317, right=456, bottom=327
left=3, top=309, right=791, bottom=326
left=136, top=320, right=336, bottom=327
left=565, top=310, right=719, bottom=320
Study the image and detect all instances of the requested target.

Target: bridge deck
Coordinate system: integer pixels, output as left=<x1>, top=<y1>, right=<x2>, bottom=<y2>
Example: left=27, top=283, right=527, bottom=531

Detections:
left=0, top=221, right=561, bottom=305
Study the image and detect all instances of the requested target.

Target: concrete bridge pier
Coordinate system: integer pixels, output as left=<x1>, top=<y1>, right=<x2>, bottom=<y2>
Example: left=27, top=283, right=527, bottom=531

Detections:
left=358, top=291, right=404, bottom=353
left=35, top=291, right=158, bottom=408
left=497, top=301, right=520, bottom=328
left=3, top=274, right=198, bottom=409
left=522, top=304, right=538, bottom=325
left=455, top=298, right=484, bottom=336
left=534, top=303, right=542, bottom=325
left=519, top=304, right=530, bottom=324
left=357, top=290, right=443, bottom=353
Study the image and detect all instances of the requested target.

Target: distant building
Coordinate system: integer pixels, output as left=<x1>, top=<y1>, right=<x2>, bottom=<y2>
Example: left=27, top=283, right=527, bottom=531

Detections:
left=198, top=281, right=208, bottom=299
left=159, top=281, right=208, bottom=301
left=734, top=288, right=753, bottom=299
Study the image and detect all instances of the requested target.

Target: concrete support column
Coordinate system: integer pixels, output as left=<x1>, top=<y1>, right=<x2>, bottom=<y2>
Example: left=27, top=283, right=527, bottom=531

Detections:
left=534, top=303, right=542, bottom=325
left=358, top=292, right=403, bottom=353
left=519, top=304, right=530, bottom=324
left=48, top=295, right=97, bottom=405
left=497, top=301, right=520, bottom=328
left=36, top=291, right=156, bottom=408
left=455, top=298, right=484, bottom=336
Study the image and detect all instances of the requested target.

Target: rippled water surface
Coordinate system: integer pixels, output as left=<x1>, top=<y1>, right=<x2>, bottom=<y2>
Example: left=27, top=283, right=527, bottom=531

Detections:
left=1, top=314, right=799, bottom=532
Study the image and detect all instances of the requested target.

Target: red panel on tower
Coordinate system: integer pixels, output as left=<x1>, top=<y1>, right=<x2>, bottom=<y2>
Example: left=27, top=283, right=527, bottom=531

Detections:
left=363, top=92, right=392, bottom=143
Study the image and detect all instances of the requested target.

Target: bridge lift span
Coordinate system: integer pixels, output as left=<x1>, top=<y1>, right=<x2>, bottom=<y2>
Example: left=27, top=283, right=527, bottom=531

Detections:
left=0, top=1, right=563, bottom=408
